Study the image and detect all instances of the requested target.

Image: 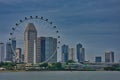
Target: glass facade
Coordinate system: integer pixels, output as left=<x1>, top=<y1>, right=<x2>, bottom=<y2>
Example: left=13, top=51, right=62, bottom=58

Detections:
left=6, top=42, right=13, bottom=62
left=61, top=44, right=69, bottom=62
left=45, top=37, right=57, bottom=62
left=76, top=43, right=83, bottom=62
left=95, top=56, right=102, bottom=62
left=105, top=51, right=114, bottom=63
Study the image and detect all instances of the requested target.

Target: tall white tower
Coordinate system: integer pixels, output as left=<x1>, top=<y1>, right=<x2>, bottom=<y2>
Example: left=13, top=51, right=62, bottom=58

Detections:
left=69, top=48, right=75, bottom=61
left=24, top=23, right=37, bottom=64
left=33, top=40, right=36, bottom=64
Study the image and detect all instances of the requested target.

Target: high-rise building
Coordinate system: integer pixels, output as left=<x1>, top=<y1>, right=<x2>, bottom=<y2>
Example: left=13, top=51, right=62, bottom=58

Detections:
left=76, top=43, right=82, bottom=62
left=0, top=42, right=5, bottom=62
left=11, top=39, right=16, bottom=53
left=45, top=37, right=57, bottom=62
left=61, top=44, right=69, bottom=62
left=21, top=54, right=24, bottom=63
left=6, top=42, right=13, bottom=62
left=11, top=39, right=16, bottom=62
left=24, top=23, right=37, bottom=64
left=95, top=56, right=102, bottom=63
left=16, top=48, right=22, bottom=63
left=69, top=48, right=75, bottom=61
left=76, top=43, right=85, bottom=62
left=52, top=38, right=57, bottom=62
left=79, top=48, right=85, bottom=62
left=36, top=37, right=45, bottom=63
left=105, top=51, right=114, bottom=63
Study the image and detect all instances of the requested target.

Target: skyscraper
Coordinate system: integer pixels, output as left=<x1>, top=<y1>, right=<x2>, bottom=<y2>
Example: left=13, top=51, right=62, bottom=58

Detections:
left=0, top=42, right=5, bottom=62
left=36, top=37, right=45, bottom=63
left=69, top=48, right=75, bottom=61
left=45, top=37, right=57, bottom=62
left=11, top=39, right=16, bottom=62
left=16, top=48, right=22, bottom=63
left=21, top=54, right=24, bottom=63
left=6, top=42, right=13, bottom=62
left=105, top=51, right=114, bottom=63
left=76, top=43, right=85, bottom=62
left=79, top=48, right=85, bottom=62
left=61, top=44, right=69, bottom=62
left=24, top=23, right=37, bottom=64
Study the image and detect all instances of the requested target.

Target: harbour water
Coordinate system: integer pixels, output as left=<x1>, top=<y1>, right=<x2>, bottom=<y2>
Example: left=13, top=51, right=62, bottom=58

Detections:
left=0, top=71, right=120, bottom=80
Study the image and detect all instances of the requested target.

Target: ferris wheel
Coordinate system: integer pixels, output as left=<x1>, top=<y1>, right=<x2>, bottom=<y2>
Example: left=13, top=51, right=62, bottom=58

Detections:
left=9, top=16, right=61, bottom=63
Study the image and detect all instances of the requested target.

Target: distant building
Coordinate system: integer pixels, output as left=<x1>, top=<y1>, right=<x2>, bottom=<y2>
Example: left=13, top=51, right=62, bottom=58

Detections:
left=0, top=42, right=5, bottom=62
left=76, top=43, right=85, bottom=62
left=79, top=48, right=85, bottom=62
left=16, top=48, right=22, bottom=63
left=24, top=23, right=37, bottom=64
left=11, top=39, right=16, bottom=53
left=76, top=43, right=82, bottom=62
left=61, top=44, right=69, bottom=62
left=36, top=37, right=46, bottom=63
left=11, top=39, right=16, bottom=62
left=95, top=56, right=102, bottom=63
left=69, top=48, right=75, bottom=61
left=6, top=42, right=13, bottom=62
left=105, top=51, right=114, bottom=63
left=21, top=54, right=24, bottom=63
left=45, top=37, right=57, bottom=62
left=36, top=37, right=57, bottom=63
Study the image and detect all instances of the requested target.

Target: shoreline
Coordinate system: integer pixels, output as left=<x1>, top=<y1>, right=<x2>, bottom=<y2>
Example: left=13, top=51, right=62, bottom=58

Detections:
left=1, top=70, right=119, bottom=72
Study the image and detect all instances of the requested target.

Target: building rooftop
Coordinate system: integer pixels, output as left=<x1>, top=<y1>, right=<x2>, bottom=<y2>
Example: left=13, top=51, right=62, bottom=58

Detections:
left=25, top=23, right=37, bottom=32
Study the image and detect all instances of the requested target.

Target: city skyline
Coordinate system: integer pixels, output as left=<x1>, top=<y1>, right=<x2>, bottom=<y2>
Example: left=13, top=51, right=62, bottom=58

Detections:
left=0, top=0, right=120, bottom=62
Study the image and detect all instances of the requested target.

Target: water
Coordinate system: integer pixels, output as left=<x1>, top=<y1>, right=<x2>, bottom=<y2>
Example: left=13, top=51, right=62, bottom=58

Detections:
left=0, top=71, right=120, bottom=80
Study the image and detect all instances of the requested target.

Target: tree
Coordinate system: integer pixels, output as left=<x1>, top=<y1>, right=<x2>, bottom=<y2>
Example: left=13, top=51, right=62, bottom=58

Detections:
left=39, top=63, right=48, bottom=69
left=0, top=62, right=16, bottom=70
left=66, top=60, right=75, bottom=65
left=55, top=62, right=62, bottom=69
left=48, top=62, right=63, bottom=70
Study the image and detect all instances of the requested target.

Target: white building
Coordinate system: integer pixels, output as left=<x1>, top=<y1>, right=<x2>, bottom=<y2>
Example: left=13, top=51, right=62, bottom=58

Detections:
left=69, top=48, right=75, bottom=61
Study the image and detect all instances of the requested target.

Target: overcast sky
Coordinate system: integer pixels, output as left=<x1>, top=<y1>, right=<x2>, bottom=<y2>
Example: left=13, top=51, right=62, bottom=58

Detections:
left=0, top=0, right=120, bottom=62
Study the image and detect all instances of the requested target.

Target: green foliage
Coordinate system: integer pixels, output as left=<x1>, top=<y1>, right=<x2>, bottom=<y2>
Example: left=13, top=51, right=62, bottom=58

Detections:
left=104, top=64, right=120, bottom=71
left=104, top=67, right=115, bottom=71
left=39, top=63, right=48, bottom=68
left=0, top=62, right=16, bottom=70
left=66, top=60, right=75, bottom=65
left=48, top=62, right=63, bottom=70
left=0, top=62, right=4, bottom=67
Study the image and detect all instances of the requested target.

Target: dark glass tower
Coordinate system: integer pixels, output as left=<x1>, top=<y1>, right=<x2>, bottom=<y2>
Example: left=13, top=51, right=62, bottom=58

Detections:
left=45, top=37, right=57, bottom=62
left=76, top=43, right=82, bottom=62
left=6, top=42, right=12, bottom=62
left=61, top=44, right=69, bottom=62
left=95, top=56, right=102, bottom=63
left=36, top=37, right=46, bottom=63
left=105, top=51, right=114, bottom=63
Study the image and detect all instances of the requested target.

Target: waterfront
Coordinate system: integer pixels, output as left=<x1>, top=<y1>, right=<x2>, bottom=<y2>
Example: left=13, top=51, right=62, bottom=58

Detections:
left=0, top=71, right=120, bottom=80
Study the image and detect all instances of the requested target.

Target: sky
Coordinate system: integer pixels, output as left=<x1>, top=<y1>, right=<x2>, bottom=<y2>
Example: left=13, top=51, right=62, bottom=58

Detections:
left=0, top=0, right=120, bottom=62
